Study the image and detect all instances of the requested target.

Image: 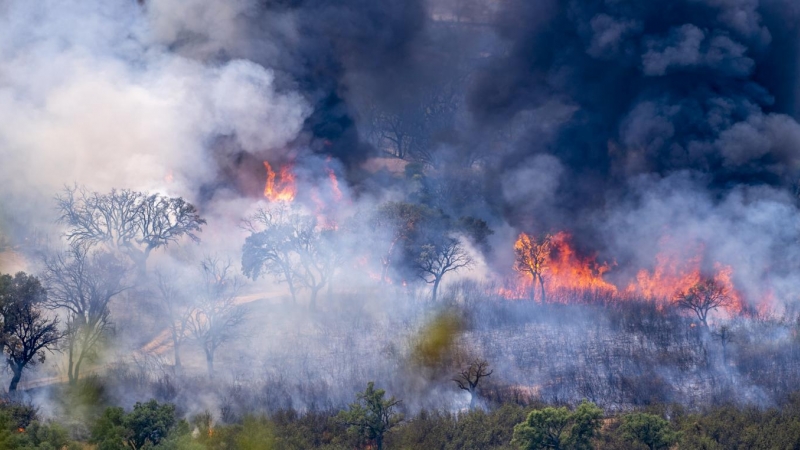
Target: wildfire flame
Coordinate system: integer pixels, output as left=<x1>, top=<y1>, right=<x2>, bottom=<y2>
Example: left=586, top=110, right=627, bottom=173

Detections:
left=327, top=167, right=342, bottom=201
left=263, top=161, right=296, bottom=202
left=508, top=232, right=746, bottom=314
left=512, top=232, right=616, bottom=301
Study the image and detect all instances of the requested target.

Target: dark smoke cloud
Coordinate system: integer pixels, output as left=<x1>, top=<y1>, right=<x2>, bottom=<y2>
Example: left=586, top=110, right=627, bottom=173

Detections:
left=149, top=0, right=429, bottom=173
left=471, top=0, right=800, bottom=196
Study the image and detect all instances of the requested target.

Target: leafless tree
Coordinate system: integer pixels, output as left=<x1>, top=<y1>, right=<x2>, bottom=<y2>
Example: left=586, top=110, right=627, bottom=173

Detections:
left=0, top=272, right=62, bottom=392
left=152, top=269, right=194, bottom=373
left=514, top=233, right=552, bottom=302
left=56, top=186, right=206, bottom=275
left=674, top=277, right=731, bottom=328
left=453, top=358, right=493, bottom=409
left=187, top=257, right=247, bottom=378
left=42, top=244, right=131, bottom=384
left=415, top=236, right=473, bottom=302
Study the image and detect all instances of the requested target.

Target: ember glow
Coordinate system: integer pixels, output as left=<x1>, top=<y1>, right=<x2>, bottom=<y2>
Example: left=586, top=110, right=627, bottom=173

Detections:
left=263, top=161, right=296, bottom=202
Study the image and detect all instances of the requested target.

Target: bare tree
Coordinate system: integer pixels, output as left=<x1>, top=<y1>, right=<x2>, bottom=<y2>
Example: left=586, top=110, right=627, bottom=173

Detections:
left=415, top=236, right=473, bottom=302
left=674, top=277, right=731, bottom=328
left=453, top=358, right=493, bottom=409
left=43, top=244, right=131, bottom=384
left=187, top=257, right=247, bottom=378
left=514, top=232, right=552, bottom=302
left=0, top=272, right=62, bottom=392
left=56, top=186, right=206, bottom=275
left=152, top=269, right=193, bottom=373
left=242, top=206, right=302, bottom=304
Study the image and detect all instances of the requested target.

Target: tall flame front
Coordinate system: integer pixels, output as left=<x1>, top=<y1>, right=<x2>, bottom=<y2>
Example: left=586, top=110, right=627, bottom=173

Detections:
left=509, top=231, right=746, bottom=315
left=263, top=161, right=296, bottom=202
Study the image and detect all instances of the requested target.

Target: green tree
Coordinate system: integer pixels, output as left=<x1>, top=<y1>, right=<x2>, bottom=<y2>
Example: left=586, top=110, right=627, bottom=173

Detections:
left=91, top=400, right=177, bottom=449
left=512, top=401, right=602, bottom=450
left=0, top=272, right=62, bottom=392
left=338, top=382, right=403, bottom=450
left=619, top=413, right=679, bottom=450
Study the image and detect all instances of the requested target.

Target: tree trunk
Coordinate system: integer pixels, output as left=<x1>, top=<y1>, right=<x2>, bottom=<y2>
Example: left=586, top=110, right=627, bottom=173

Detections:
left=206, top=348, right=214, bottom=378
left=376, top=435, right=384, bottom=450
left=73, top=350, right=86, bottom=385
left=286, top=274, right=298, bottom=304
left=172, top=332, right=182, bottom=372
left=8, top=364, right=22, bottom=392
left=432, top=277, right=441, bottom=302
left=309, top=286, right=321, bottom=311
left=469, top=389, right=476, bottom=410
left=67, top=338, right=77, bottom=385
left=539, top=275, right=546, bottom=303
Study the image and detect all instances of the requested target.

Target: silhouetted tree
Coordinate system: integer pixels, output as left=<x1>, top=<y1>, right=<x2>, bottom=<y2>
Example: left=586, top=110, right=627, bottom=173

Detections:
left=187, top=257, right=247, bottom=378
left=242, top=205, right=302, bottom=304
left=415, top=236, right=473, bottom=302
left=43, top=245, right=130, bottom=385
left=56, top=186, right=206, bottom=275
left=293, top=218, right=341, bottom=310
left=372, top=202, right=431, bottom=283
left=242, top=207, right=340, bottom=309
left=0, top=272, right=62, bottom=392
left=674, top=278, right=731, bottom=328
left=453, top=358, right=493, bottom=409
left=338, top=382, right=403, bottom=450
left=514, top=233, right=552, bottom=302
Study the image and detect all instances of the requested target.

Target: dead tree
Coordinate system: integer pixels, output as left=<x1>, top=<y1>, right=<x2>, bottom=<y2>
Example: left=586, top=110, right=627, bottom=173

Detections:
left=453, top=359, right=493, bottom=409
left=43, top=245, right=131, bottom=384
left=187, top=257, right=247, bottom=378
left=153, top=269, right=193, bottom=373
left=674, top=277, right=731, bottom=328
left=514, top=233, right=552, bottom=302
left=56, top=186, right=206, bottom=275
left=415, top=237, right=473, bottom=302
left=0, top=272, right=62, bottom=392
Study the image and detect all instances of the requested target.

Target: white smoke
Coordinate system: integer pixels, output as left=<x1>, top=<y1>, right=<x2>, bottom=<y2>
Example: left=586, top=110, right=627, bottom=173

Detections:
left=0, top=0, right=308, bottom=204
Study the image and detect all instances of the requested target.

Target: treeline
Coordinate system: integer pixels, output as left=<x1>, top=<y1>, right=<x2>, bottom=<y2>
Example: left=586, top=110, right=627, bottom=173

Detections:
left=3, top=386, right=800, bottom=449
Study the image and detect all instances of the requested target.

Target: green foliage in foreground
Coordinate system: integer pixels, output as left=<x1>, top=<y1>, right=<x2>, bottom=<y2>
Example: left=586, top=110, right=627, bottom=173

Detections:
left=512, top=400, right=603, bottom=450
left=3, top=389, right=800, bottom=449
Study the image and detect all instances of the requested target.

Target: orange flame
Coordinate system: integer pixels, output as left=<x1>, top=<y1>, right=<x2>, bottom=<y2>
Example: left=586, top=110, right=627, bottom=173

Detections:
left=263, top=161, right=296, bottom=202
left=512, top=232, right=616, bottom=300
left=507, top=232, right=747, bottom=314
left=548, top=232, right=617, bottom=293
left=327, top=167, right=343, bottom=201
